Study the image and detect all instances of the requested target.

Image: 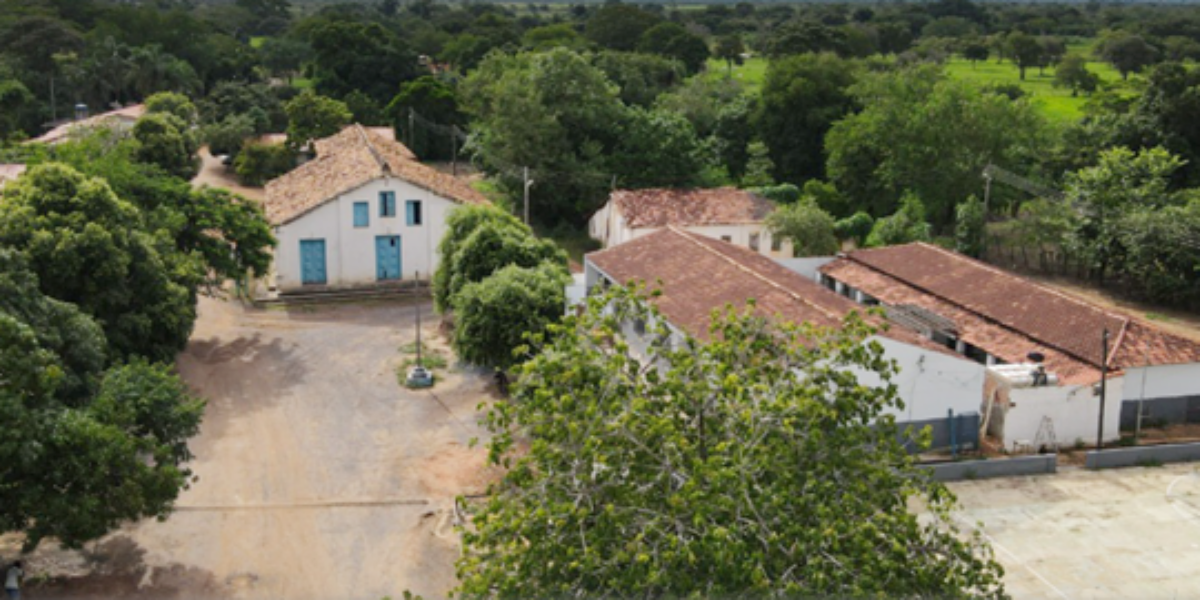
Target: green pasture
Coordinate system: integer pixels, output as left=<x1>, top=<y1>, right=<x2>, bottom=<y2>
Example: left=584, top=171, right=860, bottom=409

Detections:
left=943, top=55, right=1123, bottom=124
left=702, top=56, right=769, bottom=93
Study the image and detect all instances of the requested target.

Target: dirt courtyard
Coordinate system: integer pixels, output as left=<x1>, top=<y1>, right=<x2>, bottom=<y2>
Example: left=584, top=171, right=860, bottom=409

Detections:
left=1, top=296, right=495, bottom=599
left=951, top=464, right=1200, bottom=599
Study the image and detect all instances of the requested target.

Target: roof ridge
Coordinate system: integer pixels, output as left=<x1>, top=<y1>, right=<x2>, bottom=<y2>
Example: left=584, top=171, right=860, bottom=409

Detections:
left=912, top=242, right=1129, bottom=324
left=354, top=123, right=390, bottom=174
left=668, top=227, right=842, bottom=321
left=845, top=244, right=1121, bottom=368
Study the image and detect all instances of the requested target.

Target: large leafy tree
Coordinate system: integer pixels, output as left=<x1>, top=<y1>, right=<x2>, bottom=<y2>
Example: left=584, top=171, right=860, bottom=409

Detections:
left=451, top=263, right=569, bottom=370
left=0, top=164, right=197, bottom=361
left=304, top=20, right=419, bottom=103
left=456, top=287, right=1006, bottom=598
left=757, top=53, right=859, bottom=187
left=1098, top=32, right=1160, bottom=80
left=461, top=49, right=626, bottom=224
left=385, top=75, right=465, bottom=161
left=826, top=66, right=1044, bottom=228
left=638, top=22, right=710, bottom=75
left=1006, top=32, right=1042, bottom=81
left=584, top=3, right=660, bottom=52
left=284, top=91, right=351, bottom=151
left=444, top=217, right=567, bottom=309
left=132, top=112, right=200, bottom=180
left=0, top=253, right=203, bottom=551
left=433, top=204, right=529, bottom=312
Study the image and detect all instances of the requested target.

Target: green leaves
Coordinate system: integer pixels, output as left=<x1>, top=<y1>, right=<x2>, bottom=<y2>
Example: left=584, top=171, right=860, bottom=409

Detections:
left=455, top=286, right=1006, bottom=598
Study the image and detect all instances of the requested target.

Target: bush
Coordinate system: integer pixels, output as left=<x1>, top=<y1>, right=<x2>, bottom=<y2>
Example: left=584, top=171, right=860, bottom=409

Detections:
left=234, top=142, right=295, bottom=186
left=452, top=263, right=570, bottom=370
left=834, top=211, right=874, bottom=244
left=749, top=183, right=801, bottom=204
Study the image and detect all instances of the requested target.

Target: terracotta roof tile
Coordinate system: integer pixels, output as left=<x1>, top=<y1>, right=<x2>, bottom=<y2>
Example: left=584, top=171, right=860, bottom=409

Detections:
left=821, top=243, right=1200, bottom=383
left=610, top=187, right=774, bottom=229
left=264, top=124, right=486, bottom=225
left=586, top=227, right=959, bottom=356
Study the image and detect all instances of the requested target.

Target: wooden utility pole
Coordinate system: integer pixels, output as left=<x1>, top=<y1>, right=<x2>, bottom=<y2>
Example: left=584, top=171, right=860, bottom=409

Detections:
left=1096, top=328, right=1110, bottom=450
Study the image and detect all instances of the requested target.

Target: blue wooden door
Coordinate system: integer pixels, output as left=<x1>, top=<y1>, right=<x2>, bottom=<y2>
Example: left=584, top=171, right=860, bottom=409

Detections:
left=300, top=239, right=327, bottom=285
left=375, top=235, right=401, bottom=281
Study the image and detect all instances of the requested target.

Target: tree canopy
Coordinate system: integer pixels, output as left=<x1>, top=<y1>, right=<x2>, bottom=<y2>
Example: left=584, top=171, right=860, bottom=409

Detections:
left=456, top=286, right=1006, bottom=598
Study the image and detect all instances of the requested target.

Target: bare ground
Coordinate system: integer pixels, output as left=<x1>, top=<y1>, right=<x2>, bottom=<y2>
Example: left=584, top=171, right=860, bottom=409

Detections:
left=2, top=296, right=496, bottom=599
left=190, top=147, right=266, bottom=203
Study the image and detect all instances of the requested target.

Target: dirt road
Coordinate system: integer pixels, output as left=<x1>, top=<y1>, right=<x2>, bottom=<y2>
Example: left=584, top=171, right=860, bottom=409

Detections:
left=4, top=296, right=494, bottom=599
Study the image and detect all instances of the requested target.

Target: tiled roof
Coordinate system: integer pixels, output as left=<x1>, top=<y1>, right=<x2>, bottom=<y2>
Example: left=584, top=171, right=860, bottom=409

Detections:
left=586, top=227, right=957, bottom=356
left=264, top=124, right=486, bottom=225
left=821, top=243, right=1200, bottom=383
left=253, top=127, right=406, bottom=156
left=609, top=187, right=774, bottom=229
left=28, top=104, right=145, bottom=145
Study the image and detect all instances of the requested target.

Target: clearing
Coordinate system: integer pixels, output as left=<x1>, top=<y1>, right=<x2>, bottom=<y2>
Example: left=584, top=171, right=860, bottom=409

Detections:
left=1, top=296, right=495, bottom=599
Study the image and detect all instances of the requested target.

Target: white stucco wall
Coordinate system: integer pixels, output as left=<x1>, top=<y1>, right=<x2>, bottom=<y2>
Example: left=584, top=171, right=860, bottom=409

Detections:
left=1122, top=363, right=1200, bottom=401
left=850, top=336, right=986, bottom=423
left=274, top=176, right=462, bottom=291
left=997, top=376, right=1125, bottom=449
left=589, top=202, right=793, bottom=257
left=775, top=257, right=837, bottom=281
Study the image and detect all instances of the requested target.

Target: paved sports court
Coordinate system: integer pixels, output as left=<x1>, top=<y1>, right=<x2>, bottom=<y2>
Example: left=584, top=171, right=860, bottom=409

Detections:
left=951, top=463, right=1200, bottom=599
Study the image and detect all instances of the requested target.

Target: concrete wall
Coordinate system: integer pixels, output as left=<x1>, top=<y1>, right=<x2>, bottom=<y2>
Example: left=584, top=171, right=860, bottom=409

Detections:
left=993, top=377, right=1125, bottom=449
left=1085, top=442, right=1200, bottom=469
left=1123, top=363, right=1200, bottom=401
left=274, top=177, right=460, bottom=291
left=852, top=336, right=986, bottom=423
left=898, top=412, right=980, bottom=453
left=923, top=455, right=1056, bottom=482
left=775, top=257, right=837, bottom=281
left=1120, top=395, right=1200, bottom=429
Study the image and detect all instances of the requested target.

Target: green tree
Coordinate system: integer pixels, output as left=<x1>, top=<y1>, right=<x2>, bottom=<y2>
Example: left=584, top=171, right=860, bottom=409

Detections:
left=433, top=204, right=530, bottom=312
left=865, top=192, right=932, bottom=247
left=1116, top=199, right=1200, bottom=308
left=962, top=40, right=990, bottom=68
left=1064, top=146, right=1185, bottom=285
left=0, top=256, right=203, bottom=551
left=284, top=91, right=351, bottom=151
left=455, top=286, right=1006, bottom=597
left=758, top=53, right=859, bottom=185
left=258, top=37, right=313, bottom=82
left=714, top=34, right=745, bottom=76
left=445, top=219, right=567, bottom=309
left=765, top=199, right=840, bottom=256
left=826, top=66, right=1044, bottom=228
left=833, top=211, right=875, bottom=245
left=585, top=3, right=661, bottom=52
left=386, top=75, right=465, bottom=161
left=303, top=20, right=419, bottom=103
left=610, top=107, right=703, bottom=189
left=461, top=49, right=627, bottom=224
left=0, top=77, right=33, bottom=140
left=592, top=51, right=685, bottom=108
left=0, top=164, right=196, bottom=361
left=234, top=142, right=296, bottom=186
left=1098, top=33, right=1160, bottom=80
left=638, top=22, right=710, bottom=75
left=1053, top=54, right=1099, bottom=97
left=201, top=113, right=258, bottom=158
left=522, top=23, right=589, bottom=52
left=955, top=194, right=986, bottom=258
left=1006, top=32, right=1042, bottom=81
left=145, top=92, right=198, bottom=125
left=764, top=19, right=847, bottom=57
left=132, top=113, right=200, bottom=180
left=451, top=263, right=570, bottom=370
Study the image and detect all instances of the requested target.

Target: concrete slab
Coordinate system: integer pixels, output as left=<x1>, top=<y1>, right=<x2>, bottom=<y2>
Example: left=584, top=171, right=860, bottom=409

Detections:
left=951, top=464, right=1200, bottom=599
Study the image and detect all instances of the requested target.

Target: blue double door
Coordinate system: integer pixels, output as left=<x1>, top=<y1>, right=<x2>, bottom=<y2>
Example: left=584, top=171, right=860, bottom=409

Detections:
left=300, top=239, right=327, bottom=285
left=375, top=235, right=402, bottom=281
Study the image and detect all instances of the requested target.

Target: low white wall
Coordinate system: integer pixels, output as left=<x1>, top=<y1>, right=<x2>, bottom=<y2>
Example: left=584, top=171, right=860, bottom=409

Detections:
left=775, top=257, right=836, bottom=281
left=1122, top=363, right=1200, bottom=401
left=999, top=376, right=1125, bottom=449
left=851, top=336, right=986, bottom=423
left=565, top=273, right=586, bottom=312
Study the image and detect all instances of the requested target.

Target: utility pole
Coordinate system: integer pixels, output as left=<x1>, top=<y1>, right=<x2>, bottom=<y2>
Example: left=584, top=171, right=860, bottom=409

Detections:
left=523, top=167, right=534, bottom=225
left=450, top=125, right=459, bottom=177
left=1096, top=328, right=1109, bottom=450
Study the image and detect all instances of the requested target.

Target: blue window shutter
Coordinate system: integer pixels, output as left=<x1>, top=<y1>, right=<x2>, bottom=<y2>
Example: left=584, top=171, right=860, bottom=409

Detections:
left=406, top=200, right=422, bottom=225
left=379, top=192, right=396, bottom=217
left=353, top=202, right=369, bottom=227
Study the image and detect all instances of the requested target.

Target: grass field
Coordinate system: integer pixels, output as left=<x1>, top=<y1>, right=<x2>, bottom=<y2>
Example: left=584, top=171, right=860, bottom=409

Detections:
left=701, top=46, right=1130, bottom=125
left=943, top=53, right=1124, bottom=124
left=703, top=56, right=769, bottom=93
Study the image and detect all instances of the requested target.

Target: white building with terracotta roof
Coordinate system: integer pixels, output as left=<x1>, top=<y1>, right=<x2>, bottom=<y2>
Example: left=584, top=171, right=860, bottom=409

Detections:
left=263, top=124, right=488, bottom=293
left=818, top=242, right=1200, bottom=448
left=588, top=187, right=792, bottom=258
left=579, top=227, right=987, bottom=452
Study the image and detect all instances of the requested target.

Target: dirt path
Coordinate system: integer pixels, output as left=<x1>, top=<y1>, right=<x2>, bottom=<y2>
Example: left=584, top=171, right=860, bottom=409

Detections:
left=4, top=297, right=495, bottom=599
left=191, top=147, right=266, bottom=202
